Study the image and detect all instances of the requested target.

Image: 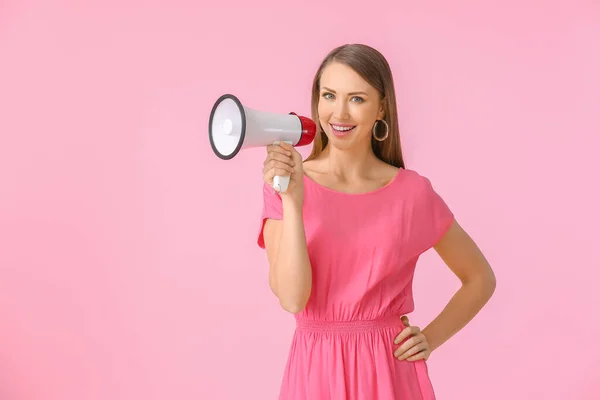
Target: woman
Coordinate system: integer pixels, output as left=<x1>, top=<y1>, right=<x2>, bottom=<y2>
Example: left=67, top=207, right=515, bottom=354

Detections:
left=257, top=43, right=496, bottom=400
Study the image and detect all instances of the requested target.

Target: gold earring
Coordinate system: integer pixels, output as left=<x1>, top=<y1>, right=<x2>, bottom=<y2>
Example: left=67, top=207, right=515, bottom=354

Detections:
left=373, top=119, right=389, bottom=141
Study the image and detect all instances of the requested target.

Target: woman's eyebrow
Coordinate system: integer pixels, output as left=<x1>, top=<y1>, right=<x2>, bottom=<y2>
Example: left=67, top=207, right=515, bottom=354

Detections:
left=321, top=87, right=369, bottom=96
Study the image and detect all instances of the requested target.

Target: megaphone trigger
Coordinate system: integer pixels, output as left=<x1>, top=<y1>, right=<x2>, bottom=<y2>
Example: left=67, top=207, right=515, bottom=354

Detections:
left=271, top=140, right=293, bottom=193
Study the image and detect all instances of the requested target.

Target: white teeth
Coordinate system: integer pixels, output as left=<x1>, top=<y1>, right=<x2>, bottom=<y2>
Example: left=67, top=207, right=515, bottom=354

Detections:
left=332, top=125, right=355, bottom=132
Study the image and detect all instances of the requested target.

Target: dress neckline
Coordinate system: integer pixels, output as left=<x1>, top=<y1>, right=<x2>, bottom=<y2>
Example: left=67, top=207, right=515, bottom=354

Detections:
left=303, top=168, right=404, bottom=196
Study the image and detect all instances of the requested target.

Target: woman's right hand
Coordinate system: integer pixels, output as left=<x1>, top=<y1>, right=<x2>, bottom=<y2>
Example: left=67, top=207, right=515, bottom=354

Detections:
left=263, top=142, right=304, bottom=206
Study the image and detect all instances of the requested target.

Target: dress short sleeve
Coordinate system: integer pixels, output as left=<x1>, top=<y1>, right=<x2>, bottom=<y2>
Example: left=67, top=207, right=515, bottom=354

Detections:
left=257, top=181, right=283, bottom=249
left=414, top=176, right=455, bottom=253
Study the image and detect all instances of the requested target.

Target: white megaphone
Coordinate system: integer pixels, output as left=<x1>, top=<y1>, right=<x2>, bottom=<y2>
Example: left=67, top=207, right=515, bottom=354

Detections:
left=208, top=93, right=316, bottom=193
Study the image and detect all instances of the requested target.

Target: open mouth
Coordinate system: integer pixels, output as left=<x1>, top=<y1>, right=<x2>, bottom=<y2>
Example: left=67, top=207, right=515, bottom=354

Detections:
left=330, top=123, right=356, bottom=136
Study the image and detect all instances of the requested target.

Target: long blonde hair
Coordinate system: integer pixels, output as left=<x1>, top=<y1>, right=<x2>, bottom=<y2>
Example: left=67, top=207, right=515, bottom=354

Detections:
left=305, top=44, right=405, bottom=169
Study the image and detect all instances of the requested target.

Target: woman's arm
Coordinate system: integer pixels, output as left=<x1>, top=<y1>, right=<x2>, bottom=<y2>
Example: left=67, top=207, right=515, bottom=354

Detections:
left=262, top=197, right=312, bottom=314
left=421, top=219, right=497, bottom=352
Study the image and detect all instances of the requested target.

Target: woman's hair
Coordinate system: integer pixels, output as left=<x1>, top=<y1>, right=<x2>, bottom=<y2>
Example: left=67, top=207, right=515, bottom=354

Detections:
left=305, top=44, right=405, bottom=169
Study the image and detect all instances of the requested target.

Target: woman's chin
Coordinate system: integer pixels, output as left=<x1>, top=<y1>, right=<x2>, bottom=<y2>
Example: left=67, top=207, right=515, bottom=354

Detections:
left=326, top=135, right=358, bottom=150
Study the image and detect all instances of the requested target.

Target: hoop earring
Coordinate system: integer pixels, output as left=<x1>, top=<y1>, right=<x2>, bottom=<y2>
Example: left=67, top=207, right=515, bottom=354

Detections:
left=372, top=119, right=389, bottom=141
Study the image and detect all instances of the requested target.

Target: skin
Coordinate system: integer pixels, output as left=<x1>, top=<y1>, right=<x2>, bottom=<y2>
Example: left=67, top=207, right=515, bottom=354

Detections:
left=262, top=61, right=496, bottom=362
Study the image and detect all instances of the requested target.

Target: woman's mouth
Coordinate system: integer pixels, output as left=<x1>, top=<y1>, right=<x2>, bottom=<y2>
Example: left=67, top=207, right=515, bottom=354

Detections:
left=330, top=123, right=356, bottom=137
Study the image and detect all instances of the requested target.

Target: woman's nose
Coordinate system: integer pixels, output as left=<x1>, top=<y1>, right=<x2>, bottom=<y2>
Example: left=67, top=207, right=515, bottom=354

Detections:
left=333, top=99, right=350, bottom=120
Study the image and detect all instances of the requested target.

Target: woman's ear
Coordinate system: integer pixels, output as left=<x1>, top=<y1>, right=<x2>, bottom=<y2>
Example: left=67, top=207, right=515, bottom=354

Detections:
left=378, top=98, right=386, bottom=120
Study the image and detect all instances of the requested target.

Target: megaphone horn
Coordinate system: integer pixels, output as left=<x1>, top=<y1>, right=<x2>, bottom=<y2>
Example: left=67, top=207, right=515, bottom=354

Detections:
left=208, top=94, right=316, bottom=193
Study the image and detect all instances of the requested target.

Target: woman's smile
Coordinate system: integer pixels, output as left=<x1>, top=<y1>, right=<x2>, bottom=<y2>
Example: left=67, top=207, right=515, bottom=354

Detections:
left=330, top=123, right=357, bottom=137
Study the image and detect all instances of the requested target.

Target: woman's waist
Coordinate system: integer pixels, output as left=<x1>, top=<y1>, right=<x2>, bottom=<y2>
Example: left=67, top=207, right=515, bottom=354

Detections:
left=295, top=314, right=404, bottom=333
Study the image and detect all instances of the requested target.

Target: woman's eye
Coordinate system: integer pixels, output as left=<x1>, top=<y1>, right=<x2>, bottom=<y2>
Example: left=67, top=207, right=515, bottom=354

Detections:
left=321, top=93, right=363, bottom=103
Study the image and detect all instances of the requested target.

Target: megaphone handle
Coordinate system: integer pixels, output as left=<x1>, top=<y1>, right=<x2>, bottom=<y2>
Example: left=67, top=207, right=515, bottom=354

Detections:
left=272, top=140, right=293, bottom=193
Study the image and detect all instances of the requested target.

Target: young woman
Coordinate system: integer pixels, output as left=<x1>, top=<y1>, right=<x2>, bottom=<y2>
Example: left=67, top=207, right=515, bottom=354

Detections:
left=257, top=43, right=496, bottom=400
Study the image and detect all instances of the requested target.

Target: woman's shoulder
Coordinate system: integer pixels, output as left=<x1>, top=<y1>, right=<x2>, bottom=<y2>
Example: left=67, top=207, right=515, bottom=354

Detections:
left=396, top=167, right=439, bottom=197
left=398, top=167, right=430, bottom=183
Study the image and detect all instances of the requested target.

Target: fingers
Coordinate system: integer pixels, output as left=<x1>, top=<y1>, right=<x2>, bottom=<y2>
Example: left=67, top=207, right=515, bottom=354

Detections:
left=394, top=335, right=427, bottom=360
left=264, top=144, right=295, bottom=169
left=393, top=319, right=430, bottom=362
left=268, top=142, right=302, bottom=162
left=393, top=325, right=420, bottom=345
left=263, top=161, right=295, bottom=180
left=266, top=143, right=293, bottom=157
left=263, top=151, right=295, bottom=169
left=262, top=143, right=303, bottom=190
left=263, top=145, right=295, bottom=183
left=277, top=141, right=294, bottom=151
left=406, top=351, right=428, bottom=362
left=264, top=168, right=292, bottom=184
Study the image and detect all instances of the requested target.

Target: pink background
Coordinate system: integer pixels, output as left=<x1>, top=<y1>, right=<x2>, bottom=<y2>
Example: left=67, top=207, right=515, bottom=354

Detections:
left=1, top=1, right=599, bottom=399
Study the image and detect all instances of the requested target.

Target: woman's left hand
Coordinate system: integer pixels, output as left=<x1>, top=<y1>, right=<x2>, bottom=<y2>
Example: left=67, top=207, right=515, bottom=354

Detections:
left=393, top=316, right=431, bottom=361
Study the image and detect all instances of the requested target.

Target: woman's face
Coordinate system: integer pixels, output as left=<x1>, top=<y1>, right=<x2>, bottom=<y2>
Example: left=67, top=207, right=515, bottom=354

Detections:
left=317, top=62, right=384, bottom=151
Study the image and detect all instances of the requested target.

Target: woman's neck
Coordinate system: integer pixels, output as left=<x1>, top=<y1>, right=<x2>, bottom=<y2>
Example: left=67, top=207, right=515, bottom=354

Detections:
left=319, top=142, right=381, bottom=180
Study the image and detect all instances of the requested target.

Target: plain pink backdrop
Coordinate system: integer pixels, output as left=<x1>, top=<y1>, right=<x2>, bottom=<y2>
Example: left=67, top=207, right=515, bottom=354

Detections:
left=1, top=1, right=599, bottom=399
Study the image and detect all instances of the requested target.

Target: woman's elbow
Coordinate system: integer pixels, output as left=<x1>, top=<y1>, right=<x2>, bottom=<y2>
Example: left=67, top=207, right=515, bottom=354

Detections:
left=473, top=268, right=497, bottom=298
left=280, top=302, right=305, bottom=314
left=281, top=303, right=306, bottom=314
left=279, top=293, right=310, bottom=314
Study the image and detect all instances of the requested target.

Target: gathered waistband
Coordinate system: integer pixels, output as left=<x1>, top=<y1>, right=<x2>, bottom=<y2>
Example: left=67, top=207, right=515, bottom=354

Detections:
left=295, top=315, right=403, bottom=333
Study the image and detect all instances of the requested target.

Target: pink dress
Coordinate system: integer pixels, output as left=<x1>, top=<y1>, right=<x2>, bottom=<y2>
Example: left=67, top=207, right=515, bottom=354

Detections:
left=257, top=168, right=455, bottom=400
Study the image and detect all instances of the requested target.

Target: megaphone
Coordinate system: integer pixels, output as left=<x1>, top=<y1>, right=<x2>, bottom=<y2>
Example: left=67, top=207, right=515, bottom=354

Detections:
left=208, top=94, right=316, bottom=193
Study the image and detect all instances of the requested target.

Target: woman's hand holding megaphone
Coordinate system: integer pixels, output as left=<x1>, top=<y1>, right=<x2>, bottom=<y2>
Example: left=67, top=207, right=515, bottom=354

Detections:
left=263, top=142, right=304, bottom=207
